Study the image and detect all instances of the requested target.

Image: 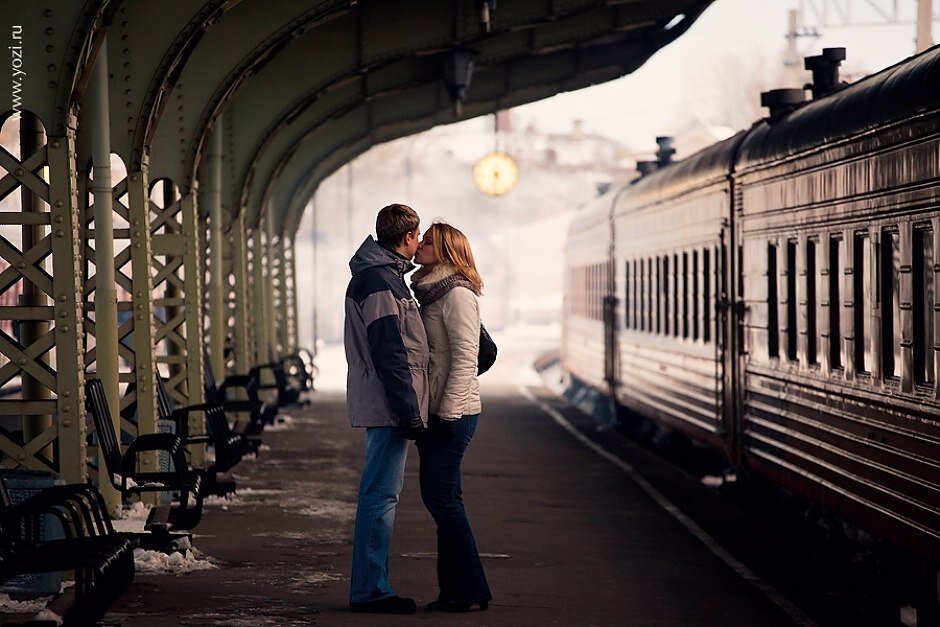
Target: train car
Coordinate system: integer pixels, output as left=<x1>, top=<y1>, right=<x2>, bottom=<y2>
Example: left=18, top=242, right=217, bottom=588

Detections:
left=563, top=193, right=614, bottom=396
left=735, top=50, right=940, bottom=563
left=563, top=44, right=940, bottom=566
left=610, top=134, right=744, bottom=452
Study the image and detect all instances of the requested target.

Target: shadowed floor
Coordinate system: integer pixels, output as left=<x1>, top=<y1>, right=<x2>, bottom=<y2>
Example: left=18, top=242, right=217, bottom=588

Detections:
left=97, top=380, right=801, bottom=627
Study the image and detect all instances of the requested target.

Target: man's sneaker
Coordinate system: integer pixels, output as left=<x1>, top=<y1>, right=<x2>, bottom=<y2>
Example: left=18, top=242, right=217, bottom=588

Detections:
left=350, top=596, right=417, bottom=614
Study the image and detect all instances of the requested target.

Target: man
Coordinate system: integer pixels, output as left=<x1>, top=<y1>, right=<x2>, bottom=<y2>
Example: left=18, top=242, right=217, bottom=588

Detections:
left=344, top=203, right=429, bottom=614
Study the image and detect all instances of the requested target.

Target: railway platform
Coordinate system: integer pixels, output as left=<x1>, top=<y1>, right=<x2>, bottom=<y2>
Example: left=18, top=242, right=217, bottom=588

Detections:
left=87, top=368, right=816, bottom=626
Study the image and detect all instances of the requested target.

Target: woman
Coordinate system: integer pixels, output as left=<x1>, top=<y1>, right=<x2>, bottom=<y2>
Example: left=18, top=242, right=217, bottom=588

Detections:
left=411, top=222, right=492, bottom=612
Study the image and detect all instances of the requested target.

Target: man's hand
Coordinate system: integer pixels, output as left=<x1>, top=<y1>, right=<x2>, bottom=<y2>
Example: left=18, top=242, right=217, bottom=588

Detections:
left=399, top=415, right=427, bottom=440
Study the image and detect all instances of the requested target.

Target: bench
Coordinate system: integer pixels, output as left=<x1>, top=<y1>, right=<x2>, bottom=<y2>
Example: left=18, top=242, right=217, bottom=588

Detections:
left=0, top=480, right=135, bottom=625
left=252, top=350, right=315, bottom=409
left=85, top=378, right=204, bottom=534
left=155, top=376, right=247, bottom=496
left=203, top=355, right=277, bottom=436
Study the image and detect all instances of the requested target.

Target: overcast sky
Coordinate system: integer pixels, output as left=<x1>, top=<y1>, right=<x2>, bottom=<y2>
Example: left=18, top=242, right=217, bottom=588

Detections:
left=463, top=0, right=934, bottom=150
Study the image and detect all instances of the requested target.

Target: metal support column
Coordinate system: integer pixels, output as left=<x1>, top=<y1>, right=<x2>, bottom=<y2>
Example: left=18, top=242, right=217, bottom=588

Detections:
left=48, top=125, right=87, bottom=483
left=232, top=215, right=251, bottom=376
left=207, top=122, right=226, bottom=383
left=181, top=192, right=207, bottom=466
left=252, top=226, right=267, bottom=365
left=126, top=168, right=159, bottom=447
left=283, top=235, right=298, bottom=355
left=89, top=40, right=121, bottom=511
left=88, top=37, right=120, bottom=431
left=19, top=113, right=52, bottom=463
left=266, top=211, right=280, bottom=359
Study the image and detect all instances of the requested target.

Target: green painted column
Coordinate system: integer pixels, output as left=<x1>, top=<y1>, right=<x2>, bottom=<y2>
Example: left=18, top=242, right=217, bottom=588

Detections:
left=18, top=112, right=52, bottom=463
left=232, top=214, right=251, bottom=377
left=251, top=226, right=267, bottom=366
left=126, top=168, right=159, bottom=449
left=285, top=235, right=299, bottom=355
left=206, top=121, right=226, bottom=383
left=180, top=191, right=207, bottom=467
left=89, top=39, right=121, bottom=512
left=266, top=211, right=280, bottom=359
left=47, top=123, right=87, bottom=484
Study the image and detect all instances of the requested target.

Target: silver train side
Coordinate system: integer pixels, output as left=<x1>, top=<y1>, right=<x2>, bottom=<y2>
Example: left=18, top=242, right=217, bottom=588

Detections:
left=562, top=47, right=940, bottom=564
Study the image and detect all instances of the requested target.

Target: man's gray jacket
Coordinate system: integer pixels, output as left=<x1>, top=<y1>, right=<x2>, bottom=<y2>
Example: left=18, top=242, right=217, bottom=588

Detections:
left=344, top=236, right=429, bottom=427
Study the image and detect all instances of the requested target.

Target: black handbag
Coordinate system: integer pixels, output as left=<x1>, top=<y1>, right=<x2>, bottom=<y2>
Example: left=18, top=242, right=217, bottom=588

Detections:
left=478, top=323, right=497, bottom=375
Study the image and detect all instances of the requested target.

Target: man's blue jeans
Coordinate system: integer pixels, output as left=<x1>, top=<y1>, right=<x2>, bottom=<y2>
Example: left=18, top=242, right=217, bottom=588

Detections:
left=417, top=414, right=492, bottom=604
left=349, top=426, right=409, bottom=603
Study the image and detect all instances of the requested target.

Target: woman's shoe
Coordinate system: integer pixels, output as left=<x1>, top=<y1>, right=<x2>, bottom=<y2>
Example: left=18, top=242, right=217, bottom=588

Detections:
left=426, top=599, right=489, bottom=612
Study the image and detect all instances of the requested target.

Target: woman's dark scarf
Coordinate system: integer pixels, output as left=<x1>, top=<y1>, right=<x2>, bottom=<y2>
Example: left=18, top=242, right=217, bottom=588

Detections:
left=412, top=266, right=476, bottom=307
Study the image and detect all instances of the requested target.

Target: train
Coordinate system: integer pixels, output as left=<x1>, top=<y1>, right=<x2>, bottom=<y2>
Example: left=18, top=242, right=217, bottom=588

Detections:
left=562, top=46, right=940, bottom=568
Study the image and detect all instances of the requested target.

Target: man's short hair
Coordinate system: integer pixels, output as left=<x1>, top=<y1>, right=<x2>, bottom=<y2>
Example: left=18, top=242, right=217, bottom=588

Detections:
left=376, top=204, right=420, bottom=248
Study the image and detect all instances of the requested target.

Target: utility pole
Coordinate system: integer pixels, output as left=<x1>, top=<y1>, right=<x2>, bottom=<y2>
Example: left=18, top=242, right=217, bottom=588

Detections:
left=785, top=9, right=820, bottom=88
left=917, top=0, right=934, bottom=51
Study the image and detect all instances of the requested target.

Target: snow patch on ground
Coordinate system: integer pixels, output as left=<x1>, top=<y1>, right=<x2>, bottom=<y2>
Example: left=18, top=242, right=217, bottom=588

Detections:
left=0, top=592, right=54, bottom=613
left=134, top=548, right=216, bottom=575
left=291, top=571, right=346, bottom=586
left=112, top=501, right=149, bottom=533
left=264, top=414, right=295, bottom=431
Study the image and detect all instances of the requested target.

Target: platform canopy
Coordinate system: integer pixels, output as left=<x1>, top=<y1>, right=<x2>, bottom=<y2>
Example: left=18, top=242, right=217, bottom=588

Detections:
left=3, top=0, right=714, bottom=234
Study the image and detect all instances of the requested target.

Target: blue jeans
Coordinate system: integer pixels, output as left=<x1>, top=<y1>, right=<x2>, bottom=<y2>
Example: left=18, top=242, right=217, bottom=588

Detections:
left=418, top=414, right=492, bottom=604
left=349, top=426, right=410, bottom=603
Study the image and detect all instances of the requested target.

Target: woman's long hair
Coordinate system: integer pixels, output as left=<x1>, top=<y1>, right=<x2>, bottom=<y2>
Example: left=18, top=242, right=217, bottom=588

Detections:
left=428, top=222, right=484, bottom=295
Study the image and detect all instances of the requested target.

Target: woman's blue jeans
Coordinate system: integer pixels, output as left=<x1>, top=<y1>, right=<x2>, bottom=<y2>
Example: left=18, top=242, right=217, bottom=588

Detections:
left=418, top=414, right=492, bottom=604
left=349, top=426, right=409, bottom=603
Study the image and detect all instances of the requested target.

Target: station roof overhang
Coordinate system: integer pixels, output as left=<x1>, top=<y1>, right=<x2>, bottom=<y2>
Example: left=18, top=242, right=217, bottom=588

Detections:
left=4, top=0, right=716, bottom=236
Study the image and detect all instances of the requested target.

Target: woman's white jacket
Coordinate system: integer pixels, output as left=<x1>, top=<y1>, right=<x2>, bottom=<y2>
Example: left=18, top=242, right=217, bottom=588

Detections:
left=412, top=265, right=481, bottom=419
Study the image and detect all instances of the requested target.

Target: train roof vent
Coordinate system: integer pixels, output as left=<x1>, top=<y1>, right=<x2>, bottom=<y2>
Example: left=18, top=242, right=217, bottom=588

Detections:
left=804, top=47, right=847, bottom=99
left=655, top=136, right=676, bottom=166
left=635, top=160, right=658, bottom=179
left=760, top=88, right=806, bottom=118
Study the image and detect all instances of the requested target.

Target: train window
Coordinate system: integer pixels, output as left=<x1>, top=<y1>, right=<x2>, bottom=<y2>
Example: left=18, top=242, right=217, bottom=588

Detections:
left=881, top=229, right=901, bottom=379
left=655, top=256, right=662, bottom=334
left=649, top=257, right=659, bottom=333
left=829, top=236, right=843, bottom=370
left=631, top=260, right=638, bottom=329
left=703, top=249, right=711, bottom=344
left=673, top=253, right=680, bottom=337
left=913, top=226, right=935, bottom=385
left=768, top=243, right=780, bottom=359
left=682, top=252, right=690, bottom=339
left=640, top=258, right=647, bottom=332
left=692, top=251, right=700, bottom=341
left=807, top=239, right=818, bottom=365
left=648, top=257, right=655, bottom=334
left=591, top=264, right=597, bottom=321
left=634, top=259, right=641, bottom=329
left=588, top=265, right=594, bottom=319
left=662, top=256, right=670, bottom=336
left=624, top=261, right=630, bottom=328
left=854, top=232, right=873, bottom=374
left=786, top=240, right=798, bottom=362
